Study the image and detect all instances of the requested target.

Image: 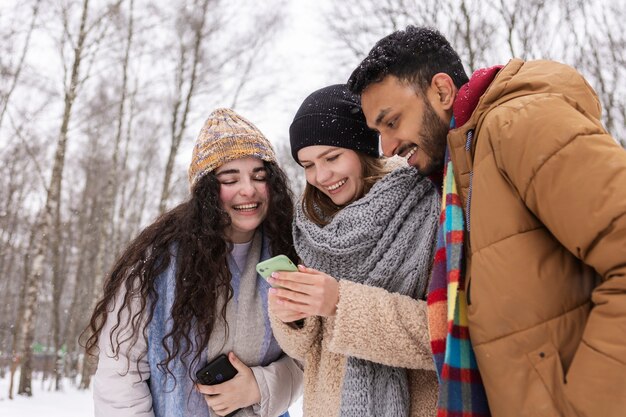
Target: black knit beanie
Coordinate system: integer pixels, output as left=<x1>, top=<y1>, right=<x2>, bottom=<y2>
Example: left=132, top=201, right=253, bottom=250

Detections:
left=289, top=84, right=380, bottom=164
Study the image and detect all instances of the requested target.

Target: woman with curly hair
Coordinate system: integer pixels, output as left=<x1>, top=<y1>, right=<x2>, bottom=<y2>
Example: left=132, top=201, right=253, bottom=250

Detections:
left=85, top=108, right=303, bottom=417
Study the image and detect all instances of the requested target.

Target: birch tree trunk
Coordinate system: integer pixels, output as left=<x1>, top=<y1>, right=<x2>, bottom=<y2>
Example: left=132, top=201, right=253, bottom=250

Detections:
left=15, top=0, right=91, bottom=397
left=63, top=165, right=100, bottom=383
left=8, top=227, right=35, bottom=399
left=79, top=0, right=135, bottom=389
left=50, top=182, right=63, bottom=391
left=158, top=0, right=212, bottom=213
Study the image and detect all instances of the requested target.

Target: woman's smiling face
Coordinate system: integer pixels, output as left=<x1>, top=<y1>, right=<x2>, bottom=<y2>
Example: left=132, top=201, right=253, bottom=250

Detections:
left=297, top=145, right=364, bottom=206
left=216, top=157, right=269, bottom=243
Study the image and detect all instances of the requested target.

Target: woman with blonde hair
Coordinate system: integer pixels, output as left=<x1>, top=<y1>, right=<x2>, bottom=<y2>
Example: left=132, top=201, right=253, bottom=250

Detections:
left=269, top=84, right=440, bottom=417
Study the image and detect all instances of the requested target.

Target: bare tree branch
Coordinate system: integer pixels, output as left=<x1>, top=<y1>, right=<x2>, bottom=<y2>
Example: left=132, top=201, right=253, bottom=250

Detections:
left=0, top=0, right=42, bottom=130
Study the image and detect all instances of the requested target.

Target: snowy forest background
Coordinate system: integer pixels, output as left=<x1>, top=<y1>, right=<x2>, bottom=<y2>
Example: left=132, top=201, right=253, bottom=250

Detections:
left=0, top=0, right=624, bottom=411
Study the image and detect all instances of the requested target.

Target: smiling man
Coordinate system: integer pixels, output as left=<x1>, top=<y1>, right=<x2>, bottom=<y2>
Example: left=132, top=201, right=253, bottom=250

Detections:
left=348, top=26, right=626, bottom=417
left=360, top=69, right=451, bottom=176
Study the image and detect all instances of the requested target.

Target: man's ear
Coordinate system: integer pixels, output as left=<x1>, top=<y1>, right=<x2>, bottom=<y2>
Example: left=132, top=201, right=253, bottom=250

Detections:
left=430, top=73, right=456, bottom=111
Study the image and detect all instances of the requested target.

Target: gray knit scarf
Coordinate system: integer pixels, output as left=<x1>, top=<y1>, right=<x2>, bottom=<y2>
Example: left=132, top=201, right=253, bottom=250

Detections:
left=293, top=167, right=440, bottom=417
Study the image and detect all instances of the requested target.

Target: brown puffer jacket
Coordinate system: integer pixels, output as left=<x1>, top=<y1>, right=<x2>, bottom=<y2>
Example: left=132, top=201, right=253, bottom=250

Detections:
left=448, top=59, right=626, bottom=417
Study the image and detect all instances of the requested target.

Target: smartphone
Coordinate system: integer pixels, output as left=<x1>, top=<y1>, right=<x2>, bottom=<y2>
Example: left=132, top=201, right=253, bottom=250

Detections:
left=196, top=354, right=240, bottom=417
left=256, top=254, right=298, bottom=284
left=196, top=354, right=238, bottom=385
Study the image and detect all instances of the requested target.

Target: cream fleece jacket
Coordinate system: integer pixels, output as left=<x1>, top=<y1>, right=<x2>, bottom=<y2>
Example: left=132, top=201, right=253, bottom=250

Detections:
left=270, top=279, right=438, bottom=417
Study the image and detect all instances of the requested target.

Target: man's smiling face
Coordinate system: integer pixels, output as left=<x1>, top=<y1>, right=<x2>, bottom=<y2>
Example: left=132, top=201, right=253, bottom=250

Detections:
left=360, top=75, right=449, bottom=176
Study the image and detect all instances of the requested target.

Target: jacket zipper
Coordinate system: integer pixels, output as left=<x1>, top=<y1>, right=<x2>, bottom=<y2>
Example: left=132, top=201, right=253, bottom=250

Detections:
left=465, top=129, right=474, bottom=306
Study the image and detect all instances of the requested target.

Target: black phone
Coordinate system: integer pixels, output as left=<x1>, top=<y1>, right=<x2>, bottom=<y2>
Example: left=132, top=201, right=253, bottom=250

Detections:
left=196, top=354, right=240, bottom=417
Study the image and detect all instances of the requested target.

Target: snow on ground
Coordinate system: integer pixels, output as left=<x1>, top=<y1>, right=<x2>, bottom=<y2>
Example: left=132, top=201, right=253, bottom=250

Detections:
left=0, top=373, right=93, bottom=417
left=0, top=373, right=303, bottom=417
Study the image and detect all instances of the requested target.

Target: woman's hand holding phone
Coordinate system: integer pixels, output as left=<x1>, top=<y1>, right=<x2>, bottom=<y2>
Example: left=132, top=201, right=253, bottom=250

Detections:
left=269, top=293, right=310, bottom=323
left=268, top=265, right=340, bottom=318
left=196, top=352, right=261, bottom=416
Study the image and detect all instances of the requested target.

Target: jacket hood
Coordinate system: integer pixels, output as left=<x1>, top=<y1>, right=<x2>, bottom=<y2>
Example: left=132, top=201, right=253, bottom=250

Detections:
left=465, top=59, right=602, bottom=130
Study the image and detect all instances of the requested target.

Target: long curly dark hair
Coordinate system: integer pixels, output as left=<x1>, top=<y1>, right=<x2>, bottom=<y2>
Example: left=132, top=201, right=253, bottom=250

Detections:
left=83, top=161, right=296, bottom=382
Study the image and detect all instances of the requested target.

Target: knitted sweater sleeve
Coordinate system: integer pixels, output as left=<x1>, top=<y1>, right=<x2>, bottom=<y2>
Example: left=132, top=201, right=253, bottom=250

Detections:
left=269, top=311, right=322, bottom=362
left=327, top=280, right=434, bottom=370
left=93, top=290, right=154, bottom=417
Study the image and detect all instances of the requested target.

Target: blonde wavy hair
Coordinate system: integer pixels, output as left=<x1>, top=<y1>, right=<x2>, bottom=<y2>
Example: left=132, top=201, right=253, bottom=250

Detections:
left=301, top=153, right=395, bottom=226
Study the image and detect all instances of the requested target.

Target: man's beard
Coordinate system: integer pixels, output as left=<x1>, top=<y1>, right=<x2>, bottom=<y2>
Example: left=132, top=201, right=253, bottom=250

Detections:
left=416, top=97, right=449, bottom=175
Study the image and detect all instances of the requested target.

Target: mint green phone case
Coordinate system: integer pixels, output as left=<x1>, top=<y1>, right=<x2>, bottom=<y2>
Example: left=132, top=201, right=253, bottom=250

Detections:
left=256, top=255, right=297, bottom=280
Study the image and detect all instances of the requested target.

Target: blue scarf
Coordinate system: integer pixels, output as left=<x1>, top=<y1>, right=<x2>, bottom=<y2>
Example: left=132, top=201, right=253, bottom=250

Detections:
left=147, top=235, right=288, bottom=417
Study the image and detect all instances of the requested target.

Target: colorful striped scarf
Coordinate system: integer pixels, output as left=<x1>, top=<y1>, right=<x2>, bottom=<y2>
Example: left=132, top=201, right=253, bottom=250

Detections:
left=427, top=65, right=502, bottom=417
left=427, top=144, right=489, bottom=417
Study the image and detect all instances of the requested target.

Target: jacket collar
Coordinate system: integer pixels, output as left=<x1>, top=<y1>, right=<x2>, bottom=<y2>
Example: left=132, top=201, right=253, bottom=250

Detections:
left=453, top=64, right=503, bottom=128
left=446, top=61, right=522, bottom=197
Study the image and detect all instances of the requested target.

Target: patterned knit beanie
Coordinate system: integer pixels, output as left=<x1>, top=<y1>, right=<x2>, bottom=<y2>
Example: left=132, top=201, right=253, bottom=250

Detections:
left=289, top=84, right=379, bottom=164
left=188, top=108, right=277, bottom=187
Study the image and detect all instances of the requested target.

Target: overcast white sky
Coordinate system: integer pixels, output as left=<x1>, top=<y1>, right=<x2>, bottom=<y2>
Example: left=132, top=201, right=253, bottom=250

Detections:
left=238, top=0, right=352, bottom=148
